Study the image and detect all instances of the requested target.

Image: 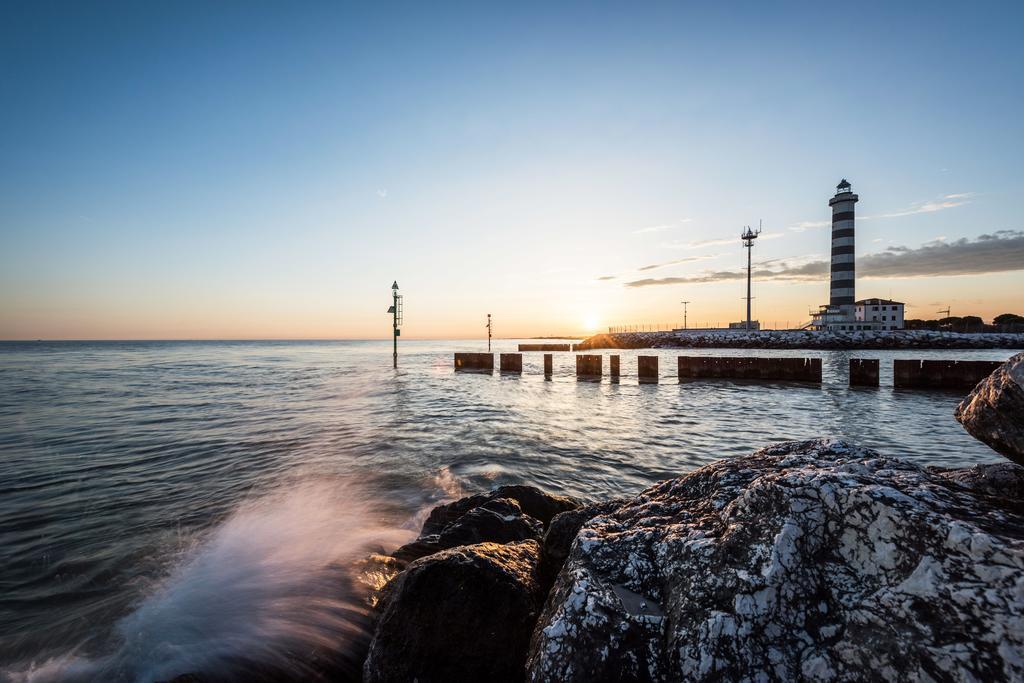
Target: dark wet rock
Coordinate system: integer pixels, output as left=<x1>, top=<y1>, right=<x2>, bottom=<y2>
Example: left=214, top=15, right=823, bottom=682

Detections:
left=391, top=497, right=544, bottom=564
left=421, top=485, right=581, bottom=535
left=364, top=540, right=545, bottom=683
left=956, top=352, right=1024, bottom=465
left=526, top=438, right=1024, bottom=682
left=934, top=462, right=1024, bottom=503
left=542, top=500, right=628, bottom=571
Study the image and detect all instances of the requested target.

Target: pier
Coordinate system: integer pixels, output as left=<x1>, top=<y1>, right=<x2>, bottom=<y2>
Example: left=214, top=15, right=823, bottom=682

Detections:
left=519, top=343, right=571, bottom=352
left=677, top=356, right=822, bottom=383
left=452, top=352, right=1003, bottom=390
left=454, top=353, right=494, bottom=372
left=893, top=359, right=1003, bottom=389
left=638, top=355, right=659, bottom=383
left=849, top=358, right=880, bottom=387
left=576, top=354, right=602, bottom=379
left=500, top=353, right=523, bottom=373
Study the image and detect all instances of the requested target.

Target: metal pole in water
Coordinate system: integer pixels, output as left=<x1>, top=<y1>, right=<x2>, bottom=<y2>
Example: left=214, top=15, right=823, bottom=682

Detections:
left=487, top=313, right=492, bottom=352
left=389, top=281, right=401, bottom=368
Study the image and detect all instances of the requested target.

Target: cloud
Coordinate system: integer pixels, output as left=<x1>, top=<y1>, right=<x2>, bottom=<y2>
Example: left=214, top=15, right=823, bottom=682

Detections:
left=596, top=275, right=616, bottom=281
left=636, top=254, right=718, bottom=272
left=633, top=224, right=672, bottom=234
left=662, top=231, right=786, bottom=248
left=859, top=229, right=1023, bottom=278
left=788, top=192, right=974, bottom=231
left=377, top=188, right=388, bottom=198
left=623, top=230, right=1024, bottom=287
left=633, top=219, right=692, bottom=235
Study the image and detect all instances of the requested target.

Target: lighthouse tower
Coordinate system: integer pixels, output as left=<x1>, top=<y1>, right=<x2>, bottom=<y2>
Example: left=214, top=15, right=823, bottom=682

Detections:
left=828, top=179, right=858, bottom=321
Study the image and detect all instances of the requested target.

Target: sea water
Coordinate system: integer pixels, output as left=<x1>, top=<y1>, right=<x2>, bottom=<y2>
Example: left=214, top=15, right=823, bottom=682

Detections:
left=0, top=340, right=1013, bottom=681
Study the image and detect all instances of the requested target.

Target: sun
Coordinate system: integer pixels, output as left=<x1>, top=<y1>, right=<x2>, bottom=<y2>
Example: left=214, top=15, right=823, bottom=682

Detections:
left=583, top=314, right=601, bottom=333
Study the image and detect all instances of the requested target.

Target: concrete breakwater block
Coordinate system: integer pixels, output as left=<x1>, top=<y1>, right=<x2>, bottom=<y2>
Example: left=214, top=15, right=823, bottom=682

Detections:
left=454, top=353, right=494, bottom=372
left=894, top=359, right=1002, bottom=389
left=638, top=355, right=659, bottom=383
left=576, top=354, right=602, bottom=378
left=500, top=353, right=523, bottom=373
left=519, top=343, right=570, bottom=352
left=677, top=356, right=822, bottom=382
left=610, top=355, right=620, bottom=378
left=849, top=358, right=880, bottom=386
left=543, top=353, right=553, bottom=376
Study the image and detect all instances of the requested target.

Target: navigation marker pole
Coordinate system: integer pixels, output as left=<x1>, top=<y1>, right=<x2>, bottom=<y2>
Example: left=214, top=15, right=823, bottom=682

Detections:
left=388, top=281, right=402, bottom=368
left=681, top=300, right=690, bottom=330
left=486, top=313, right=492, bottom=351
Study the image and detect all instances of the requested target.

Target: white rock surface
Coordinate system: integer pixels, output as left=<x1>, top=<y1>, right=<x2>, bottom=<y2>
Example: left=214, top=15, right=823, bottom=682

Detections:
left=527, top=439, right=1024, bottom=682
left=578, top=329, right=1024, bottom=350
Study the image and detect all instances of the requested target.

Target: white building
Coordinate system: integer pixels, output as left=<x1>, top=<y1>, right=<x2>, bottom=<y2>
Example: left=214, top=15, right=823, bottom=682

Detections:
left=855, top=298, right=905, bottom=330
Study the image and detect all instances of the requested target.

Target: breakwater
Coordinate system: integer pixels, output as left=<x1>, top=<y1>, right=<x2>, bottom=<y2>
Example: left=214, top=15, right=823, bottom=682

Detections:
left=573, top=329, right=1024, bottom=351
left=454, top=352, right=1008, bottom=389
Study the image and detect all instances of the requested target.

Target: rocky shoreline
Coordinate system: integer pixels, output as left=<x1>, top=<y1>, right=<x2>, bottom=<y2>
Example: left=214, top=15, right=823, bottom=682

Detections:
left=572, top=329, right=1024, bottom=351
left=171, top=354, right=1024, bottom=682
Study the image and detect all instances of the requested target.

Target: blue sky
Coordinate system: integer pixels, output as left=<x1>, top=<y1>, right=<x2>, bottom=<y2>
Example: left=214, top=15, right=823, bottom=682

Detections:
left=2, top=2, right=1022, bottom=338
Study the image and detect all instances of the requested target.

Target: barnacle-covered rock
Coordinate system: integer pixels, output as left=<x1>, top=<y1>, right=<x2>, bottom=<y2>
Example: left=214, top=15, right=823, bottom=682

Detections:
left=527, top=438, right=1024, bottom=682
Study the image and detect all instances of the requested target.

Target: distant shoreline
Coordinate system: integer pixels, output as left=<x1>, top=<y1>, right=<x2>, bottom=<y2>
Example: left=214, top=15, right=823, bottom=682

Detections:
left=573, top=329, right=1024, bottom=351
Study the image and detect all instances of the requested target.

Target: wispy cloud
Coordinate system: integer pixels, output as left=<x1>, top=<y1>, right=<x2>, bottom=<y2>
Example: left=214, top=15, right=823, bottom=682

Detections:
left=633, top=224, right=672, bottom=234
left=632, top=218, right=692, bottom=235
left=788, top=192, right=974, bottom=231
left=376, top=188, right=388, bottom=198
left=662, top=232, right=785, bottom=249
left=624, top=230, right=1024, bottom=287
left=636, top=254, right=719, bottom=272
left=596, top=275, right=616, bottom=281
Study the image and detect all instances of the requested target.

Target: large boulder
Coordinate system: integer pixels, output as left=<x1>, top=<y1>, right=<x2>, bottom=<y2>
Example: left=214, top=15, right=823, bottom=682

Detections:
left=391, top=497, right=544, bottom=564
left=541, top=500, right=628, bottom=574
left=956, top=352, right=1024, bottom=465
left=526, top=439, right=1024, bottom=682
left=364, top=540, right=545, bottom=682
left=420, top=485, right=581, bottom=535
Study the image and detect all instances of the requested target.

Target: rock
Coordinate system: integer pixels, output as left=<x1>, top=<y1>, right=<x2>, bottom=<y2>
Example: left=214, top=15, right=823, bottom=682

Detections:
left=956, top=352, right=1024, bottom=465
left=392, top=497, right=544, bottom=564
left=541, top=499, right=628, bottom=573
left=935, top=461, right=1024, bottom=501
left=364, top=540, right=545, bottom=682
left=526, top=438, right=1024, bottom=682
left=575, top=330, right=1024, bottom=351
left=420, top=485, right=581, bottom=535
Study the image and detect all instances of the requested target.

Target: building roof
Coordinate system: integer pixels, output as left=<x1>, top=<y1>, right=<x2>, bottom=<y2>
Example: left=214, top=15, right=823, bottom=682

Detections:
left=856, top=298, right=905, bottom=305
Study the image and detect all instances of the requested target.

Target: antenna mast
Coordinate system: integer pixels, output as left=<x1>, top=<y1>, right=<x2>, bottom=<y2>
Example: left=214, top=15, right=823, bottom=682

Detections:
left=741, top=221, right=762, bottom=330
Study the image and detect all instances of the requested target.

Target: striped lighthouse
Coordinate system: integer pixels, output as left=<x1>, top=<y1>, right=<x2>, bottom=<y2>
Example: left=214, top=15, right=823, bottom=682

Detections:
left=828, top=179, right=858, bottom=320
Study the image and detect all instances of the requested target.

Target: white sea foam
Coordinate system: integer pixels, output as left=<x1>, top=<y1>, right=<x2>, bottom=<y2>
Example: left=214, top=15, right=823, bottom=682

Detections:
left=4, top=479, right=417, bottom=683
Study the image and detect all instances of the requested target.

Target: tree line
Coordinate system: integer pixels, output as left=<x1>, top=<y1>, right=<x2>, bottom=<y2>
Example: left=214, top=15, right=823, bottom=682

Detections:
left=905, top=313, right=1024, bottom=333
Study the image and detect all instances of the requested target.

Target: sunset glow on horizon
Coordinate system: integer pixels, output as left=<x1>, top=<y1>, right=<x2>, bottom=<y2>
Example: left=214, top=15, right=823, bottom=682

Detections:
left=2, top=3, right=1022, bottom=340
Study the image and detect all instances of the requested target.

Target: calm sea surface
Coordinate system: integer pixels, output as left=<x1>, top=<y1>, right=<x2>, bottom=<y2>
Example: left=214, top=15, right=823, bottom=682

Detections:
left=0, top=340, right=1015, bottom=681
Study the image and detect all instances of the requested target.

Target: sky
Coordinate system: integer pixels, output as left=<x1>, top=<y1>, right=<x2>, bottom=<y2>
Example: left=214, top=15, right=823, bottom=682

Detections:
left=1, top=1, right=1022, bottom=340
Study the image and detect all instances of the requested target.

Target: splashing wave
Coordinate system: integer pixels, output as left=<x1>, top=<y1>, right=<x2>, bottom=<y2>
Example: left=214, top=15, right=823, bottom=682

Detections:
left=5, top=480, right=419, bottom=683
